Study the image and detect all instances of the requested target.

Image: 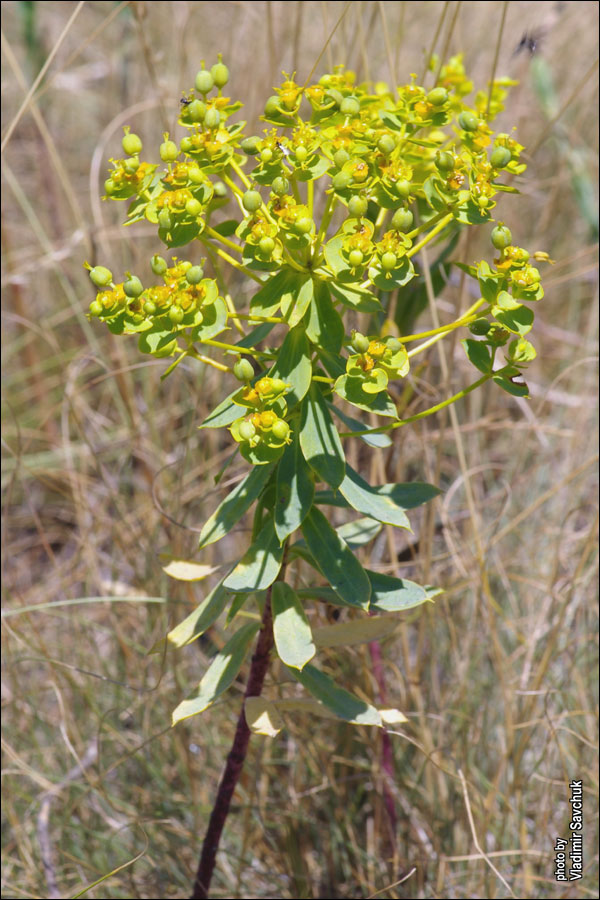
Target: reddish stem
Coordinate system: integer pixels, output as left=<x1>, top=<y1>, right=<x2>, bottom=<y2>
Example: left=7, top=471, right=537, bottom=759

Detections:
left=190, top=592, right=274, bottom=899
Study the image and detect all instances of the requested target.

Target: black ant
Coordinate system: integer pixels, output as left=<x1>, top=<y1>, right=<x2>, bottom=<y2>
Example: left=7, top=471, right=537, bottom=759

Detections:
left=514, top=30, right=544, bottom=56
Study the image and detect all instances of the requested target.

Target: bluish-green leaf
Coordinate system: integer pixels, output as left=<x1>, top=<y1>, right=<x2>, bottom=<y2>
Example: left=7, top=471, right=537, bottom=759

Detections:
left=172, top=622, right=260, bottom=723
left=367, top=570, right=430, bottom=612
left=275, top=434, right=315, bottom=541
left=305, top=281, right=344, bottom=353
left=281, top=273, right=314, bottom=327
left=288, top=664, right=381, bottom=726
left=339, top=465, right=412, bottom=530
left=299, top=385, right=345, bottom=488
left=301, top=506, right=371, bottom=608
left=492, top=371, right=529, bottom=397
left=375, top=481, right=441, bottom=509
left=198, top=464, right=274, bottom=548
left=461, top=339, right=493, bottom=374
left=272, top=582, right=315, bottom=669
left=223, top=516, right=284, bottom=592
left=334, top=375, right=397, bottom=417
left=166, top=581, right=229, bottom=649
left=249, top=268, right=295, bottom=318
left=199, top=388, right=242, bottom=429
left=336, top=517, right=382, bottom=548
left=269, top=325, right=312, bottom=407
left=329, top=404, right=392, bottom=448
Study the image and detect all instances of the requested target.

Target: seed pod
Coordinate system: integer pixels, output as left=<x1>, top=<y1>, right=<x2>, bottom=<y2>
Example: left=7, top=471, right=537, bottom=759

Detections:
left=143, top=300, right=157, bottom=316
left=211, top=60, right=229, bottom=89
left=271, top=176, right=290, bottom=196
left=122, top=132, right=142, bottom=155
left=294, top=216, right=313, bottom=234
left=187, top=99, right=206, bottom=123
left=260, top=147, right=273, bottom=163
left=158, top=209, right=173, bottom=230
left=239, top=420, right=257, bottom=441
left=185, top=198, right=203, bottom=217
left=259, top=236, right=275, bottom=256
left=242, top=190, right=262, bottom=213
left=233, top=358, right=255, bottom=382
left=391, top=208, right=413, bottom=232
left=435, top=150, right=455, bottom=172
left=240, top=136, right=261, bottom=155
left=427, top=87, right=449, bottom=106
left=490, top=146, right=512, bottom=168
left=348, top=249, right=364, bottom=268
left=491, top=224, right=512, bottom=250
left=271, top=420, right=290, bottom=441
left=169, top=306, right=184, bottom=324
left=89, top=299, right=104, bottom=317
left=123, top=157, right=140, bottom=174
left=377, top=134, right=396, bottom=156
left=160, top=139, right=179, bottom=162
left=332, top=171, right=352, bottom=191
left=124, top=274, right=144, bottom=298
left=394, top=179, right=411, bottom=198
left=348, top=195, right=368, bottom=218
left=151, top=255, right=167, bottom=275
left=204, top=108, right=220, bottom=129
left=381, top=251, right=397, bottom=271
left=186, top=265, right=204, bottom=284
left=295, top=145, right=308, bottom=163
left=333, top=149, right=350, bottom=169
left=340, top=96, right=360, bottom=116
left=264, top=96, right=280, bottom=117
left=89, top=265, right=113, bottom=288
left=458, top=110, right=479, bottom=131
left=351, top=331, right=370, bottom=353
left=195, top=69, right=214, bottom=94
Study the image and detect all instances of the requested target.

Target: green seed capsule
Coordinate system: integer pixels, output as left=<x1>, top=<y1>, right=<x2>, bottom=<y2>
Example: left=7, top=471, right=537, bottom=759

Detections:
left=104, top=179, right=116, bottom=195
left=260, top=148, right=273, bottom=164
left=187, top=99, right=206, bottom=122
left=394, top=179, right=411, bottom=198
left=160, top=140, right=178, bottom=162
left=333, top=148, right=350, bottom=168
left=271, top=176, right=290, bottom=196
left=458, top=110, right=479, bottom=131
left=348, top=249, right=364, bottom=268
left=151, top=255, right=167, bottom=275
left=233, top=358, right=255, bottom=382
left=264, top=95, right=281, bottom=116
left=351, top=331, right=370, bottom=353
left=89, top=265, right=113, bottom=287
left=242, top=189, right=262, bottom=213
left=180, top=136, right=193, bottom=153
left=427, top=87, right=449, bottom=106
left=340, top=96, right=360, bottom=116
left=124, top=275, right=143, bottom=298
left=435, top=150, right=455, bottom=172
left=387, top=338, right=402, bottom=352
left=239, top=420, right=257, bottom=441
left=332, top=171, right=352, bottom=191
left=122, top=132, right=142, bottom=155
left=158, top=209, right=173, bottom=230
left=195, top=69, right=214, bottom=94
left=391, top=208, right=413, bottom=232
left=377, top=134, right=396, bottom=156
left=89, top=299, right=104, bottom=317
left=143, top=300, right=157, bottom=316
left=469, top=318, right=491, bottom=335
left=210, top=61, right=229, bottom=88
left=348, top=195, right=368, bottom=218
left=490, top=146, right=512, bottom=168
left=185, top=198, right=203, bottom=217
left=294, top=216, right=313, bottom=234
left=240, top=136, right=261, bottom=155
left=295, top=145, right=308, bottom=163
left=186, top=265, right=204, bottom=284
left=123, top=156, right=140, bottom=174
left=491, top=224, right=512, bottom=250
left=271, top=419, right=290, bottom=441
left=213, top=181, right=227, bottom=197
left=169, top=306, right=184, bottom=324
left=204, top=108, right=220, bottom=129
left=381, top=251, right=397, bottom=271
left=188, top=166, right=204, bottom=184
left=270, top=378, right=287, bottom=394
left=259, top=236, right=275, bottom=256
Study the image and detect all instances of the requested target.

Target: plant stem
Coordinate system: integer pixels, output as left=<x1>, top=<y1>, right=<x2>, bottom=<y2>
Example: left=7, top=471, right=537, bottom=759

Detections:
left=190, top=589, right=276, bottom=899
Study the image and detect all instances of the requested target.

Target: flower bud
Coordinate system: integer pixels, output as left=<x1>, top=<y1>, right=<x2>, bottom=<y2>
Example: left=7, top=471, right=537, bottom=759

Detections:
left=89, top=265, right=113, bottom=287
left=233, top=358, right=255, bottom=381
left=151, top=255, right=167, bottom=275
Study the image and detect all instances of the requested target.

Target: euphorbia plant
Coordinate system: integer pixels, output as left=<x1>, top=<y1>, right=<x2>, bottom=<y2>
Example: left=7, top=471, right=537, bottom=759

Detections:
left=87, top=54, right=547, bottom=898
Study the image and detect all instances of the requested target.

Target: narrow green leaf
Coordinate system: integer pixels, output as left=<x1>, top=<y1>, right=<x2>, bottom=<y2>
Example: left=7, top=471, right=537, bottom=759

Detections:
left=269, top=325, right=312, bottom=407
left=289, top=664, right=382, bottom=726
left=236, top=320, right=276, bottom=347
left=329, top=403, right=393, bottom=448
left=301, top=506, right=371, bottom=609
left=162, top=560, right=219, bottom=581
left=166, top=581, right=230, bottom=649
left=299, top=385, right=345, bottom=488
left=249, top=268, right=294, bottom=318
left=272, top=582, right=316, bottom=669
left=223, top=516, right=284, bottom=592
left=375, top=481, right=441, bottom=509
left=275, top=434, right=315, bottom=541
left=492, top=372, right=529, bottom=397
left=199, top=388, right=242, bottom=429
left=198, top=464, right=274, bottom=548
left=281, top=273, right=314, bottom=327
left=336, top=517, right=382, bottom=548
left=305, top=281, right=344, bottom=353
left=245, top=697, right=284, bottom=736
left=367, top=570, right=430, bottom=612
left=172, top=622, right=260, bottom=723
left=334, top=375, right=398, bottom=417
left=313, top=614, right=399, bottom=649
left=339, top=465, right=412, bottom=530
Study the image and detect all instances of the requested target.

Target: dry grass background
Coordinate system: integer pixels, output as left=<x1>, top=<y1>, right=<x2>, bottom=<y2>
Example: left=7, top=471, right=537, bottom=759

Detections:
left=1, top=1, right=598, bottom=898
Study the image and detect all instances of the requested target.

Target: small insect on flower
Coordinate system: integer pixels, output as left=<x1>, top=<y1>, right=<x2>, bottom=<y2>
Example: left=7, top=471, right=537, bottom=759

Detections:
left=275, top=140, right=292, bottom=159
left=180, top=95, right=192, bottom=106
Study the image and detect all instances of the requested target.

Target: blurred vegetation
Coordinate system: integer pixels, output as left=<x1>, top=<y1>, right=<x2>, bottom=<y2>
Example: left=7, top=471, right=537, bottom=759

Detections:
left=2, top=2, right=598, bottom=898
